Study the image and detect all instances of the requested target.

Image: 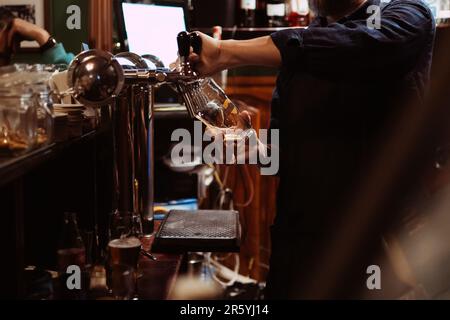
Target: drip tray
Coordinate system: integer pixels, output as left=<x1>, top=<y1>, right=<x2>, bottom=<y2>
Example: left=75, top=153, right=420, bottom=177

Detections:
left=152, top=210, right=241, bottom=253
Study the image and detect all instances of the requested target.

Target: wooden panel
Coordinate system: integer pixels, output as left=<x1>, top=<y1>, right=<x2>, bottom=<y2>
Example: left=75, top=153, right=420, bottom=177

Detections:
left=89, top=0, right=113, bottom=51
left=227, top=76, right=278, bottom=103
left=210, top=75, right=280, bottom=281
left=221, top=106, right=263, bottom=281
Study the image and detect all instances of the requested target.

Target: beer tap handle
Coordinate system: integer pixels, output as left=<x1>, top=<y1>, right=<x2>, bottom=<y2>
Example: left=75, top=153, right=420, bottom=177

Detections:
left=177, top=31, right=191, bottom=59
left=190, top=32, right=202, bottom=55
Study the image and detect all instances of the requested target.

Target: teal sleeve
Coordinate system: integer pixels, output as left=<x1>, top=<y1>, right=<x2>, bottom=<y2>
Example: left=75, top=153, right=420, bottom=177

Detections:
left=41, top=43, right=75, bottom=65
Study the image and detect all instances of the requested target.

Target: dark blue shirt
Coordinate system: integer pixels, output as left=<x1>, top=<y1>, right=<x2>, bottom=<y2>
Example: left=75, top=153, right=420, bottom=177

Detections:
left=269, top=0, right=436, bottom=232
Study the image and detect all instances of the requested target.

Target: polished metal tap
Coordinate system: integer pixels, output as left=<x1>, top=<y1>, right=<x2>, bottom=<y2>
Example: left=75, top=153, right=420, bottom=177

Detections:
left=65, top=32, right=206, bottom=236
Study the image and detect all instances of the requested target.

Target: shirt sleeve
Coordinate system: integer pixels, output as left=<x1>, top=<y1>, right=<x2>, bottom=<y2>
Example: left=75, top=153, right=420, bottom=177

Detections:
left=270, top=0, right=435, bottom=78
left=41, top=43, right=75, bottom=65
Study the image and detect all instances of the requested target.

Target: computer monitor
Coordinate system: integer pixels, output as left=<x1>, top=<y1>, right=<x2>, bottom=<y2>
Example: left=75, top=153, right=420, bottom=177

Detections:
left=116, top=0, right=187, bottom=69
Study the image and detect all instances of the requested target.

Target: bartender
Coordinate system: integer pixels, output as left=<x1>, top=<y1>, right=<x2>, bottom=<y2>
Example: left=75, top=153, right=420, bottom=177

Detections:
left=0, top=7, right=73, bottom=67
left=190, top=0, right=435, bottom=299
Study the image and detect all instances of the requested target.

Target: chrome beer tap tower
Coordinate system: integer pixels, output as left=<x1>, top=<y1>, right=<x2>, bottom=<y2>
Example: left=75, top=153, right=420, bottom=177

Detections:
left=67, top=32, right=202, bottom=235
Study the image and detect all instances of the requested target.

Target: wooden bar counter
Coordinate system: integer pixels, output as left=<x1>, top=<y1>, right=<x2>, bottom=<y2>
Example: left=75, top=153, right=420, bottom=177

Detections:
left=137, top=222, right=183, bottom=300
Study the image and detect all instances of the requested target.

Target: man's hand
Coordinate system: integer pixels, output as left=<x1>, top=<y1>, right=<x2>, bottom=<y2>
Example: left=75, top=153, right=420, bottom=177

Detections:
left=188, top=32, right=223, bottom=77
left=7, top=18, right=50, bottom=48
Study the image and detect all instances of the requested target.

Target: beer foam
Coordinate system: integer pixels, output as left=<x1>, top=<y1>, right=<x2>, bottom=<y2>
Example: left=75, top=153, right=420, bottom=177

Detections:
left=108, top=237, right=141, bottom=248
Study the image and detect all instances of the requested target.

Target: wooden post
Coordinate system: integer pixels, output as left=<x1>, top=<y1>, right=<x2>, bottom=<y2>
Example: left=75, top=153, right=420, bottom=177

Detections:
left=89, top=0, right=113, bottom=51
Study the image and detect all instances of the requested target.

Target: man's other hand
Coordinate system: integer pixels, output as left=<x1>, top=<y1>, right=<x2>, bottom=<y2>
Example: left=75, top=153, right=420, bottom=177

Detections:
left=8, top=18, right=50, bottom=48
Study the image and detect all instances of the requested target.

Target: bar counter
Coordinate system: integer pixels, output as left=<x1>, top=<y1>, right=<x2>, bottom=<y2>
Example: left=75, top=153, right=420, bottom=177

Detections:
left=137, top=223, right=183, bottom=300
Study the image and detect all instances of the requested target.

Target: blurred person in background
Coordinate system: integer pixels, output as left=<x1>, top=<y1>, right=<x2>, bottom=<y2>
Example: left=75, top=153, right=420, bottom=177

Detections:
left=0, top=7, right=73, bottom=67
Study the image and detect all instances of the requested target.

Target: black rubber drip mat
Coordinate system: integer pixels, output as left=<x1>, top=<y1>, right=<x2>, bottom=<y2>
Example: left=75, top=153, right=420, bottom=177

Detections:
left=152, top=210, right=241, bottom=253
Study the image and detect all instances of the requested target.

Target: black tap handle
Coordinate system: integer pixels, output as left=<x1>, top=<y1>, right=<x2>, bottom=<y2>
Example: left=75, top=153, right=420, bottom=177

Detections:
left=177, top=31, right=191, bottom=58
left=190, top=32, right=202, bottom=55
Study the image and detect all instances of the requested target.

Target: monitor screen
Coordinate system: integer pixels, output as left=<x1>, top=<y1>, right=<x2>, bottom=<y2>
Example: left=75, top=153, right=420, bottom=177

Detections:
left=122, top=2, right=186, bottom=68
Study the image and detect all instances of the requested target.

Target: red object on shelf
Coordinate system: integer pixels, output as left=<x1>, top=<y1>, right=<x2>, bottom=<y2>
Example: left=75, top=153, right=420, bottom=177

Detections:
left=212, top=26, right=223, bottom=40
left=286, top=0, right=310, bottom=27
left=287, top=11, right=309, bottom=27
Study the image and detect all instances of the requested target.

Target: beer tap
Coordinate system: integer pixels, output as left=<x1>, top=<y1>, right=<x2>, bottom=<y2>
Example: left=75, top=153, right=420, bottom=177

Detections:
left=175, top=31, right=205, bottom=118
left=177, top=31, right=202, bottom=78
left=65, top=33, right=204, bottom=242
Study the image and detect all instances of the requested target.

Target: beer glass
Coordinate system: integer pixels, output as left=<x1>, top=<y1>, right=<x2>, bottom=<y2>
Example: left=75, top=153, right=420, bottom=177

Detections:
left=177, top=77, right=253, bottom=143
left=107, top=211, right=143, bottom=299
left=110, top=264, right=136, bottom=300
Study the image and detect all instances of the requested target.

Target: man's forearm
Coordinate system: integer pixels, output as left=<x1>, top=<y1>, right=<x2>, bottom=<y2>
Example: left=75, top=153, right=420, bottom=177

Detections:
left=219, top=36, right=282, bottom=70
